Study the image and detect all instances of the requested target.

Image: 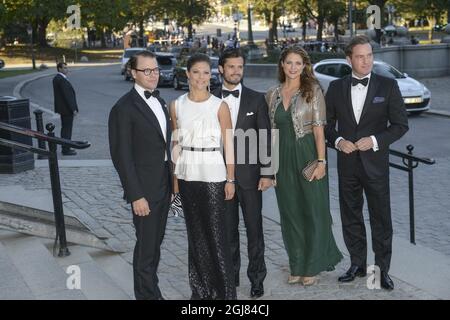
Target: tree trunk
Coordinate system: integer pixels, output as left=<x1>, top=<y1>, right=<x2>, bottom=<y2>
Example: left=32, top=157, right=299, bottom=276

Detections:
left=139, top=19, right=144, bottom=46
left=333, top=17, right=339, bottom=42
left=187, top=23, right=193, bottom=41
left=100, top=28, right=106, bottom=48
left=36, top=18, right=49, bottom=47
left=316, top=15, right=324, bottom=41
left=302, top=18, right=307, bottom=41
left=273, top=14, right=278, bottom=42
left=267, top=14, right=274, bottom=44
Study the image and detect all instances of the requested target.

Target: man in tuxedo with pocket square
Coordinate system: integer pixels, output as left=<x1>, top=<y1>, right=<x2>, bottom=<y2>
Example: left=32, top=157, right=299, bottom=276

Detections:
left=325, top=35, right=409, bottom=290
left=212, top=48, right=273, bottom=298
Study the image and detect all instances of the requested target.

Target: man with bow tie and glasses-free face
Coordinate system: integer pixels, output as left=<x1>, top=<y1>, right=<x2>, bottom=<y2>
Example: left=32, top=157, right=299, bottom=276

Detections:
left=212, top=49, right=273, bottom=298
left=109, top=50, right=172, bottom=300
left=325, top=35, right=409, bottom=290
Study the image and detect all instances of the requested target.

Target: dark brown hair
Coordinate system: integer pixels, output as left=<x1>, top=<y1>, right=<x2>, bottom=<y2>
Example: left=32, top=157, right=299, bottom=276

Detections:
left=278, top=46, right=318, bottom=103
left=218, top=48, right=245, bottom=67
left=187, top=53, right=211, bottom=71
left=129, top=50, right=156, bottom=70
left=345, top=35, right=372, bottom=57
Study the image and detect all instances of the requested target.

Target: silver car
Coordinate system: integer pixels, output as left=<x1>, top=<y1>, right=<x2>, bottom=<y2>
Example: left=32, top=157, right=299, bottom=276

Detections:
left=313, top=59, right=431, bottom=114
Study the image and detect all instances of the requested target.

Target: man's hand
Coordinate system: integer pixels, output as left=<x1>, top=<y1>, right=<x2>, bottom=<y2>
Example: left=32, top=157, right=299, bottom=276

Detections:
left=258, top=178, right=273, bottom=191
left=225, top=182, right=235, bottom=200
left=337, top=139, right=358, bottom=154
left=355, top=137, right=374, bottom=151
left=132, top=197, right=150, bottom=216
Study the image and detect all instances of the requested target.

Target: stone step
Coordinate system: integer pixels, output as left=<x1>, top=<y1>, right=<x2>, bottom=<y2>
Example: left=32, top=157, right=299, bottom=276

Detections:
left=0, top=234, right=34, bottom=299
left=40, top=240, right=132, bottom=300
left=0, top=228, right=85, bottom=300
left=88, top=250, right=135, bottom=299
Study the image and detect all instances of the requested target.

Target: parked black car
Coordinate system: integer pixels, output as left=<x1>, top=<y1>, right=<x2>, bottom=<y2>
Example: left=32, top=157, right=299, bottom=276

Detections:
left=156, top=52, right=177, bottom=87
left=172, top=56, right=221, bottom=90
left=0, top=59, right=5, bottom=69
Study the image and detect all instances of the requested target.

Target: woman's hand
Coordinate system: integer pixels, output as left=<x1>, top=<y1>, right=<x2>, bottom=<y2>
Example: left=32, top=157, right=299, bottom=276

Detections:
left=225, top=182, right=235, bottom=200
left=309, top=163, right=326, bottom=182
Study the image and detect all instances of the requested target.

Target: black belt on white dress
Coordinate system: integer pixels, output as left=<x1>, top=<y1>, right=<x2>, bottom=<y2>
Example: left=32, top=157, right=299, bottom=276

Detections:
left=181, top=146, right=220, bottom=152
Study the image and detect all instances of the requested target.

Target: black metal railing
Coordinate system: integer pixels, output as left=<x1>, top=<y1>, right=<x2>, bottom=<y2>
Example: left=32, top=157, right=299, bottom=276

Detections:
left=327, top=143, right=435, bottom=245
left=389, top=145, right=435, bottom=244
left=0, top=119, right=90, bottom=257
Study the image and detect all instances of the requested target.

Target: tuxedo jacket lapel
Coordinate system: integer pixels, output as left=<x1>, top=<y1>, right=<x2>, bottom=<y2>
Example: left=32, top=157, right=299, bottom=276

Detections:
left=235, top=86, right=249, bottom=130
left=131, top=89, right=165, bottom=141
left=359, top=72, right=379, bottom=124
left=343, top=76, right=358, bottom=126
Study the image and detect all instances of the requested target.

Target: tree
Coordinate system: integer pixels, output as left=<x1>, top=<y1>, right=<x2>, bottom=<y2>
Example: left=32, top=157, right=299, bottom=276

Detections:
left=165, top=0, right=215, bottom=41
left=127, top=0, right=164, bottom=45
left=253, top=0, right=283, bottom=45
left=80, top=0, right=130, bottom=47
left=3, top=0, right=71, bottom=47
left=295, top=0, right=346, bottom=42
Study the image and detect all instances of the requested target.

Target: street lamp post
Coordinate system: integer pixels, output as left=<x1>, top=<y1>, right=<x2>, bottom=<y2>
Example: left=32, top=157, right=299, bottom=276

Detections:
left=27, top=25, right=36, bottom=70
left=247, top=1, right=254, bottom=45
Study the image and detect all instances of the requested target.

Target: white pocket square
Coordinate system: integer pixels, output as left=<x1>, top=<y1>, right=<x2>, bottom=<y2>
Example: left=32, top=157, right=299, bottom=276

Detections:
left=246, top=112, right=254, bottom=116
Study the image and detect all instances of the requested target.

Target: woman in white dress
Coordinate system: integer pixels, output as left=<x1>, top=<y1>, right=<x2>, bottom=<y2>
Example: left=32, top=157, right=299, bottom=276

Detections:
left=170, top=53, right=236, bottom=300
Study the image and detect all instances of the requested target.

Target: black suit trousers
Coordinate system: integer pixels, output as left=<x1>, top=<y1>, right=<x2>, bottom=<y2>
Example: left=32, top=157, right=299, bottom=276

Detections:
left=60, top=115, right=74, bottom=151
left=338, top=153, right=393, bottom=273
left=132, top=188, right=170, bottom=300
left=225, top=184, right=266, bottom=287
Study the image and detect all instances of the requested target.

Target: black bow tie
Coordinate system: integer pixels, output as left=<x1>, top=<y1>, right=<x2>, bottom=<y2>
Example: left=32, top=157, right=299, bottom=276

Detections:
left=144, top=90, right=160, bottom=99
left=352, top=77, right=369, bottom=87
left=222, top=89, right=240, bottom=98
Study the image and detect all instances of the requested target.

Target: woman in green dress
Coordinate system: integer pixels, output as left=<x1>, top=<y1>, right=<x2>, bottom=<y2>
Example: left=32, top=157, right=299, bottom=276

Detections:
left=265, top=46, right=342, bottom=285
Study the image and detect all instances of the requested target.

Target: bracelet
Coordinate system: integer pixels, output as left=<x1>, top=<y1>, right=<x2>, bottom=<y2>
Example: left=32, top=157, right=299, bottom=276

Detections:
left=317, top=159, right=327, bottom=165
left=226, top=179, right=236, bottom=184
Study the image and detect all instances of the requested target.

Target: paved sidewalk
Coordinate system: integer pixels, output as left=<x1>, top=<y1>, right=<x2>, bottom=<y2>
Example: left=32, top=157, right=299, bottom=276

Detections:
left=0, top=161, right=448, bottom=300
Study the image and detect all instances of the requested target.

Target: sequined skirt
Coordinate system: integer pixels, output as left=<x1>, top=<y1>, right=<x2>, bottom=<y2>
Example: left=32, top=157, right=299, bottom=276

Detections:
left=178, top=180, right=237, bottom=300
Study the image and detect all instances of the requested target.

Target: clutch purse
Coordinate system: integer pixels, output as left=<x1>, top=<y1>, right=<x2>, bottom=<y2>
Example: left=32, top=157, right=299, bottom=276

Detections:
left=301, top=160, right=318, bottom=181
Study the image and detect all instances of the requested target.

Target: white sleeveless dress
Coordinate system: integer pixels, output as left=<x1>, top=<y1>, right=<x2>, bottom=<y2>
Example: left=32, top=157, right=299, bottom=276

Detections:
left=173, top=93, right=226, bottom=182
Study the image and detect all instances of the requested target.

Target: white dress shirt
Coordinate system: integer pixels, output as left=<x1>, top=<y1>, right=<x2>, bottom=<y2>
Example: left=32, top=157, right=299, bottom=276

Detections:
left=134, top=83, right=168, bottom=160
left=335, top=73, right=379, bottom=152
left=221, top=83, right=242, bottom=129
left=58, top=72, right=68, bottom=80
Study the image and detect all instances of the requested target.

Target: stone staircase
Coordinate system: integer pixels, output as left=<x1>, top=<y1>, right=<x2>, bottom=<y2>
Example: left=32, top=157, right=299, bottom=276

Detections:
left=0, top=227, right=134, bottom=300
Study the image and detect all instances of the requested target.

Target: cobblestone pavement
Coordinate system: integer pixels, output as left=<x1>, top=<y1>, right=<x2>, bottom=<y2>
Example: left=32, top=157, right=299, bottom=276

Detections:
left=0, top=165, right=441, bottom=299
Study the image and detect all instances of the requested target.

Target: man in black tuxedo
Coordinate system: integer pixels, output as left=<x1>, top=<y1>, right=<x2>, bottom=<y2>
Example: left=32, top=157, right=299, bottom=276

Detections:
left=108, top=50, right=172, bottom=300
left=213, top=48, right=272, bottom=298
left=53, top=62, right=79, bottom=155
left=325, top=35, right=409, bottom=290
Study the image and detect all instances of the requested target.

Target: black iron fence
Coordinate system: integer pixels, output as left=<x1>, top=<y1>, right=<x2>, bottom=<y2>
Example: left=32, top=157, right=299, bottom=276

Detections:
left=327, top=144, right=435, bottom=245
left=0, top=119, right=90, bottom=257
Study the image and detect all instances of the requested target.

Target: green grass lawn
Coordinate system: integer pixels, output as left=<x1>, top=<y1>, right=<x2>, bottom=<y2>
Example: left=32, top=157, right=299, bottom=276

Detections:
left=0, top=69, right=40, bottom=79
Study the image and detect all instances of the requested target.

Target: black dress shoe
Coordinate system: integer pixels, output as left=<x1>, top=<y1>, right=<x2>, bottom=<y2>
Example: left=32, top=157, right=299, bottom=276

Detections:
left=338, top=265, right=366, bottom=282
left=380, top=272, right=394, bottom=290
left=62, top=149, right=77, bottom=156
left=250, top=284, right=264, bottom=298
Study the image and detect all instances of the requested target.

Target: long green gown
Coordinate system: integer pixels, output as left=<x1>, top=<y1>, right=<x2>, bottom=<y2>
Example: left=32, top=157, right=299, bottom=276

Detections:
left=274, top=101, right=343, bottom=277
